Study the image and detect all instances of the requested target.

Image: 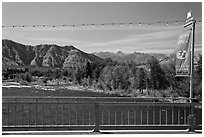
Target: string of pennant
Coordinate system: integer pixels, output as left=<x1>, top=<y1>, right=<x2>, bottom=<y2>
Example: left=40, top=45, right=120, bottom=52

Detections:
left=2, top=19, right=202, bottom=29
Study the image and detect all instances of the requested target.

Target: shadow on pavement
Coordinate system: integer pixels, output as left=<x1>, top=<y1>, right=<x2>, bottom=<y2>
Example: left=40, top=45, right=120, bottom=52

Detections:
left=2, top=130, right=202, bottom=135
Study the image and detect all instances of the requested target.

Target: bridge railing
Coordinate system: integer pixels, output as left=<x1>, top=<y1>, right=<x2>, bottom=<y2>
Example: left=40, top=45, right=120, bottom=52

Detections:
left=2, top=97, right=202, bottom=131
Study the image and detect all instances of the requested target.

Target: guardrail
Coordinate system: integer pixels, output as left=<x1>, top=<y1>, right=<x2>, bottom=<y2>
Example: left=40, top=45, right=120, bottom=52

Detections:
left=2, top=97, right=202, bottom=132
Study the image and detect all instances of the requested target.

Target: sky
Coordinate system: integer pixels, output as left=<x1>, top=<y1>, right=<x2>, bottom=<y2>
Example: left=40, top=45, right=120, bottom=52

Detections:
left=2, top=2, right=202, bottom=55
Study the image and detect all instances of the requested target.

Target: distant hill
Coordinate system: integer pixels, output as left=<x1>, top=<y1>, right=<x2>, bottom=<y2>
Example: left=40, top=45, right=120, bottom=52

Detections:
left=93, top=51, right=167, bottom=64
left=2, top=39, right=103, bottom=69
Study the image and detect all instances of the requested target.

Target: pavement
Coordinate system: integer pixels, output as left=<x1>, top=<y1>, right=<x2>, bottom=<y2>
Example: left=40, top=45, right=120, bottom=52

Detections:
left=2, top=130, right=202, bottom=135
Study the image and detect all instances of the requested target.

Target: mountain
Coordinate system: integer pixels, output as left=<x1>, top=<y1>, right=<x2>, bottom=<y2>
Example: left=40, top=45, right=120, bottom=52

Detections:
left=2, top=39, right=35, bottom=66
left=93, top=51, right=167, bottom=64
left=2, top=39, right=169, bottom=69
left=2, top=39, right=103, bottom=68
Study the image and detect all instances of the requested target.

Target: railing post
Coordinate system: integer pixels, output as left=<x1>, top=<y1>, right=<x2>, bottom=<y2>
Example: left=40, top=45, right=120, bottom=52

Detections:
left=188, top=103, right=195, bottom=132
left=93, top=98, right=100, bottom=133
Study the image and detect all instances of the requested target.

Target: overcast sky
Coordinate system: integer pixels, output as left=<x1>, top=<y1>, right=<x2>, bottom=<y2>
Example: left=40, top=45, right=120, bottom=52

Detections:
left=2, top=2, right=202, bottom=54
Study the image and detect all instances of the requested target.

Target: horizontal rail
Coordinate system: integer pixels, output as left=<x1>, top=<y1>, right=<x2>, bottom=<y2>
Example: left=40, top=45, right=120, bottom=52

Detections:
left=3, top=125, right=202, bottom=131
left=2, top=96, right=199, bottom=100
left=2, top=102, right=198, bottom=108
left=2, top=125, right=95, bottom=131
left=3, top=97, right=201, bottom=105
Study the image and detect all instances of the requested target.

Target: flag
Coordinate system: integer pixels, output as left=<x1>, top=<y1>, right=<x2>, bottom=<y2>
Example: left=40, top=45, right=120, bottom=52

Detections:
left=174, top=29, right=192, bottom=76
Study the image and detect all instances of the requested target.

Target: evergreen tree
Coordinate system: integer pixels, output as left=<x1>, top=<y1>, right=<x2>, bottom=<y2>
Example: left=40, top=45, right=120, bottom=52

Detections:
left=83, top=61, right=92, bottom=78
left=147, top=57, right=167, bottom=90
left=161, top=60, right=176, bottom=90
left=194, top=54, right=202, bottom=99
left=137, top=68, right=147, bottom=94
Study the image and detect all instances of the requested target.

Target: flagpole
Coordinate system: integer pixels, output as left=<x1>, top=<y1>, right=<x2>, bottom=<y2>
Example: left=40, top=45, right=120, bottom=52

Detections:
left=183, top=11, right=196, bottom=132
left=190, top=19, right=196, bottom=103
left=189, top=19, right=196, bottom=132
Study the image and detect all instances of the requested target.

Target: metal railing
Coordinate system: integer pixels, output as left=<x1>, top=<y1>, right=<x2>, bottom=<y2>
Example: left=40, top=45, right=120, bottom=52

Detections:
left=2, top=97, right=202, bottom=131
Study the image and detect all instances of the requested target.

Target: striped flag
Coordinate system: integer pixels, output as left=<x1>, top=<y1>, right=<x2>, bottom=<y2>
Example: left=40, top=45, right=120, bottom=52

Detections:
left=174, top=29, right=192, bottom=76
